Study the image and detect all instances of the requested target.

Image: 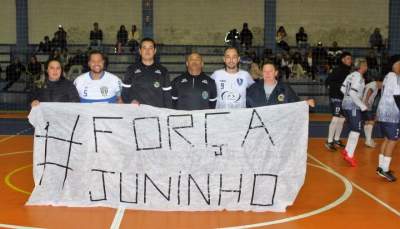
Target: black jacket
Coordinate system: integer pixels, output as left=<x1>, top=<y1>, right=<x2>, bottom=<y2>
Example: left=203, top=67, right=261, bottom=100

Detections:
left=122, top=62, right=172, bottom=108
left=31, top=77, right=80, bottom=103
left=325, top=63, right=351, bottom=99
left=171, top=72, right=217, bottom=110
left=246, top=80, right=299, bottom=108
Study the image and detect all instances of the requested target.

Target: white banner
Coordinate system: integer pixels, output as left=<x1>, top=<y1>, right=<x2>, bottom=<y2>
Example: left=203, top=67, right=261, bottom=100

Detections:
left=27, top=102, right=309, bottom=212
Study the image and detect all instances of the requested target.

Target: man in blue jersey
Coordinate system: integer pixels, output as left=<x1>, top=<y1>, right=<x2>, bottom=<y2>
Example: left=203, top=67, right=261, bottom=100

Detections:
left=74, top=50, right=122, bottom=103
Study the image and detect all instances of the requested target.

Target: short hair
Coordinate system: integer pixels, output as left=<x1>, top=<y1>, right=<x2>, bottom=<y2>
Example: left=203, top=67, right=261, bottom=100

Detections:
left=354, top=58, right=367, bottom=70
left=262, top=61, right=278, bottom=71
left=224, top=46, right=239, bottom=56
left=88, top=50, right=105, bottom=61
left=140, top=37, right=156, bottom=49
left=186, top=52, right=203, bottom=62
left=340, top=51, right=352, bottom=60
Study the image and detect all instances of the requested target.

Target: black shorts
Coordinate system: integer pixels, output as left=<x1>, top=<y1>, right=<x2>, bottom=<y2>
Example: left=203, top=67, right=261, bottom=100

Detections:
left=330, top=98, right=343, bottom=117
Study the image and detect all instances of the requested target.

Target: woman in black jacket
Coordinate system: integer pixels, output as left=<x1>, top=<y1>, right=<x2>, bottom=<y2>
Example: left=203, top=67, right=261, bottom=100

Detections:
left=246, top=62, right=315, bottom=108
left=31, top=58, right=80, bottom=107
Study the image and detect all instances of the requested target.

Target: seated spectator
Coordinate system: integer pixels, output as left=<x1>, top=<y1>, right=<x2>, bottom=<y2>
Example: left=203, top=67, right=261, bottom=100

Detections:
left=27, top=55, right=43, bottom=91
left=276, top=26, right=290, bottom=52
left=128, top=24, right=140, bottom=52
left=90, top=22, right=103, bottom=49
left=312, top=42, right=328, bottom=82
left=65, top=49, right=87, bottom=80
left=240, top=23, right=253, bottom=50
left=225, top=29, right=240, bottom=48
left=292, top=50, right=305, bottom=79
left=115, top=25, right=128, bottom=54
left=296, top=27, right=308, bottom=51
left=327, top=41, right=343, bottom=68
left=38, top=36, right=52, bottom=53
left=366, top=49, right=379, bottom=78
left=53, top=25, right=67, bottom=51
left=369, top=28, right=383, bottom=51
left=4, top=57, right=26, bottom=91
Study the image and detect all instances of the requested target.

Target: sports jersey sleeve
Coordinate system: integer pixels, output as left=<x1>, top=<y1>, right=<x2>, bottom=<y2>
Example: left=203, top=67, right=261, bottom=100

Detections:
left=122, top=66, right=139, bottom=103
left=162, top=69, right=172, bottom=108
left=208, top=78, right=217, bottom=109
left=246, top=72, right=255, bottom=88
left=115, top=77, right=122, bottom=97
left=349, top=76, right=367, bottom=111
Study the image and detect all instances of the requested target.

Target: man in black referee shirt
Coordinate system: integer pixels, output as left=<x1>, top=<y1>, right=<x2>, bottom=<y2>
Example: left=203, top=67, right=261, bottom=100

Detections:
left=122, top=38, right=172, bottom=108
left=171, top=52, right=217, bottom=110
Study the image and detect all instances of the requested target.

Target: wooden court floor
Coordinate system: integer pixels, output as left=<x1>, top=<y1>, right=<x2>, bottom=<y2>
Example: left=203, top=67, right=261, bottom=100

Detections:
left=1, top=127, right=400, bottom=228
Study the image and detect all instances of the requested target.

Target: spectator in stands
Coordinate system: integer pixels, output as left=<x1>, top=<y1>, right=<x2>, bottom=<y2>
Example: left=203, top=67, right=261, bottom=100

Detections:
left=366, top=49, right=379, bottom=78
left=27, top=55, right=43, bottom=91
left=66, top=49, right=87, bottom=80
left=312, top=42, right=328, bottom=81
left=90, top=22, right=103, bottom=49
left=327, top=41, right=343, bottom=68
left=3, top=57, right=25, bottom=91
left=128, top=24, right=140, bottom=53
left=171, top=52, right=217, bottom=110
left=53, top=25, right=67, bottom=51
left=225, top=29, right=240, bottom=49
left=276, top=26, right=289, bottom=52
left=38, top=36, right=52, bottom=53
left=31, top=58, right=80, bottom=107
left=122, top=38, right=172, bottom=108
left=116, top=25, right=128, bottom=54
left=240, top=23, right=253, bottom=50
left=369, top=28, right=383, bottom=52
left=292, top=50, right=305, bottom=79
left=48, top=50, right=62, bottom=64
left=296, top=27, right=308, bottom=51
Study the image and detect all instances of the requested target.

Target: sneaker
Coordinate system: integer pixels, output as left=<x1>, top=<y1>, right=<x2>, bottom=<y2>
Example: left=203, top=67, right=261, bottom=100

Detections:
left=342, top=150, right=357, bottom=167
left=365, top=140, right=376, bottom=148
left=325, top=141, right=337, bottom=151
left=376, top=167, right=397, bottom=182
left=334, top=140, right=346, bottom=148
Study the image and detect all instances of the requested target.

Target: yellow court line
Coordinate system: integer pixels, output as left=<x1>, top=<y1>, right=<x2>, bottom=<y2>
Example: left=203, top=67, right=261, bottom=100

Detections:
left=4, top=164, right=33, bottom=195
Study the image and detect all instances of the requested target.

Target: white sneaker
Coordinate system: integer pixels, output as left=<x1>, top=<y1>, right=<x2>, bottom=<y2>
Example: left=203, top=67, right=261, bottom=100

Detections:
left=365, top=140, right=376, bottom=148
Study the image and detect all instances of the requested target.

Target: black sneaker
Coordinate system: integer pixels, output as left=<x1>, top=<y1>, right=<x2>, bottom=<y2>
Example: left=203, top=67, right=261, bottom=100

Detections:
left=334, top=140, right=346, bottom=148
left=376, top=167, right=397, bottom=182
left=325, top=141, right=337, bottom=152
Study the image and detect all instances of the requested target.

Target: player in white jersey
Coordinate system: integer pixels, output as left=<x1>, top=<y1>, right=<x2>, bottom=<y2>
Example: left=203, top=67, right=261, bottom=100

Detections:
left=211, top=47, right=254, bottom=109
left=74, top=50, right=122, bottom=103
left=340, top=58, right=368, bottom=167
left=362, top=78, right=383, bottom=148
left=375, top=55, right=400, bottom=182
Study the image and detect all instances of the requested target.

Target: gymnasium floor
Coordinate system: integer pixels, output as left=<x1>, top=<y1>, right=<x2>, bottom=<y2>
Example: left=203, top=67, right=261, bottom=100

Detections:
left=0, top=114, right=399, bottom=229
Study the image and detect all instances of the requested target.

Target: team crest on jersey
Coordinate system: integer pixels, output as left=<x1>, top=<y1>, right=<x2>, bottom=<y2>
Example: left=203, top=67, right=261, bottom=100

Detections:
left=100, top=86, right=109, bottom=97
left=202, top=91, right=209, bottom=100
left=155, top=70, right=162, bottom=74
left=202, top=80, right=208, bottom=85
left=134, top=69, right=141, bottom=74
left=278, top=93, right=285, bottom=102
left=236, top=78, right=243, bottom=86
left=154, top=81, right=160, bottom=88
left=181, top=78, right=188, bottom=83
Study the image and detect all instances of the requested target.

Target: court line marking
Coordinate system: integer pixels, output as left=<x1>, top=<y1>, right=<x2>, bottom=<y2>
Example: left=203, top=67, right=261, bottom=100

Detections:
left=0, top=150, right=32, bottom=157
left=0, top=127, right=33, bottom=144
left=219, top=162, right=353, bottom=229
left=0, top=223, right=45, bottom=229
left=4, top=164, right=33, bottom=195
left=308, top=153, right=400, bottom=217
left=4, top=161, right=351, bottom=229
left=110, top=207, right=126, bottom=229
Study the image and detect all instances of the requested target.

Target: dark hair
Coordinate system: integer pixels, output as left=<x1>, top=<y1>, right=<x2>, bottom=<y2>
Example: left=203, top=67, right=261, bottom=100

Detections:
left=88, top=50, right=105, bottom=61
left=224, top=46, right=239, bottom=56
left=340, top=51, right=352, bottom=60
left=262, top=61, right=278, bottom=71
left=45, top=58, right=64, bottom=78
left=139, top=37, right=156, bottom=49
